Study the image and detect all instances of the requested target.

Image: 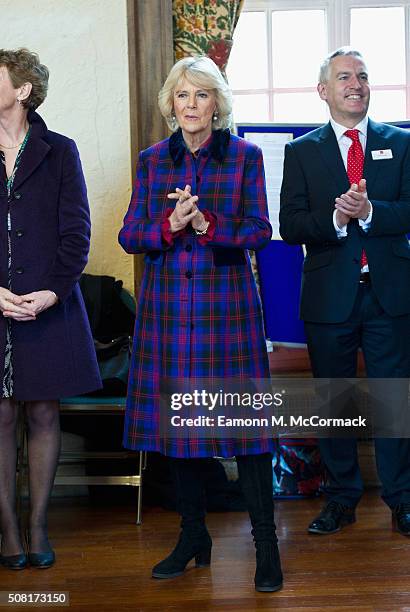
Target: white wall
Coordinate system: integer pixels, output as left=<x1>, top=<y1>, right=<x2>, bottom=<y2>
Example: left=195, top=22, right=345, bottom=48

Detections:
left=2, top=0, right=134, bottom=290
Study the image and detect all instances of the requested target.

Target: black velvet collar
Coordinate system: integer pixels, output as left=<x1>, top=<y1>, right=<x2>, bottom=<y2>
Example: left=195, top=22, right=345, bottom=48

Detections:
left=169, top=128, right=230, bottom=165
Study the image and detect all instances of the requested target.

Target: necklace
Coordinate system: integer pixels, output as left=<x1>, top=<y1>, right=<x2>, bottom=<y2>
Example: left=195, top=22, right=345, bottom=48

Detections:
left=0, top=139, right=25, bottom=150
left=0, top=123, right=29, bottom=150
left=5, top=127, right=31, bottom=192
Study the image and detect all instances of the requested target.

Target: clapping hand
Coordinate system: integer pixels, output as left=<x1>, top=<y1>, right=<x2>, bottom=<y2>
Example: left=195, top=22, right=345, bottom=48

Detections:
left=335, top=178, right=370, bottom=221
left=167, top=185, right=200, bottom=232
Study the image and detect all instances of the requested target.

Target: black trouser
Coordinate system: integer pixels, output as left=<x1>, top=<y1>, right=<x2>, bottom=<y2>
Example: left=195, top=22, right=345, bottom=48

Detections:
left=305, top=284, right=410, bottom=508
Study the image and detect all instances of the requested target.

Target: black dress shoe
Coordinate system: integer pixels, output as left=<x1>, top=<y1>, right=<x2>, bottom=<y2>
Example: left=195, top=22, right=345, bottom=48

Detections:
left=308, top=501, right=356, bottom=534
left=392, top=502, right=410, bottom=536
left=0, top=553, right=28, bottom=570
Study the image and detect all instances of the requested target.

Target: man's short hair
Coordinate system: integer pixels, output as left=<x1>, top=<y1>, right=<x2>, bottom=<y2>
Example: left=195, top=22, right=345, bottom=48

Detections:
left=319, top=47, right=365, bottom=84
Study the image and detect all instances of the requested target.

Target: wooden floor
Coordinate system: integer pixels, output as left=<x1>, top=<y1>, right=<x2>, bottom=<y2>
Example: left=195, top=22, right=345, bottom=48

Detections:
left=1, top=490, right=410, bottom=611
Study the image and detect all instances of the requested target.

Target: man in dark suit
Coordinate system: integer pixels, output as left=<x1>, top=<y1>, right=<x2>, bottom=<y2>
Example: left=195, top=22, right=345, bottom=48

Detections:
left=279, top=47, right=410, bottom=535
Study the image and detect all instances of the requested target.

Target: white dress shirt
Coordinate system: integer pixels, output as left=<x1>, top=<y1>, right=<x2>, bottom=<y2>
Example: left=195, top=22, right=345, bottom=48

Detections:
left=330, top=116, right=372, bottom=238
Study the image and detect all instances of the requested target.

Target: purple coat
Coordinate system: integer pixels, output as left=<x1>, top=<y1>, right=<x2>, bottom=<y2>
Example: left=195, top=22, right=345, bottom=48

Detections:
left=0, top=110, right=101, bottom=400
left=119, top=129, right=274, bottom=458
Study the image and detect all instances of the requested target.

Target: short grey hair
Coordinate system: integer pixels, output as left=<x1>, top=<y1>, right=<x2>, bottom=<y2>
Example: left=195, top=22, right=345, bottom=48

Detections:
left=0, top=48, right=49, bottom=109
left=319, top=47, right=365, bottom=83
left=158, top=56, right=233, bottom=131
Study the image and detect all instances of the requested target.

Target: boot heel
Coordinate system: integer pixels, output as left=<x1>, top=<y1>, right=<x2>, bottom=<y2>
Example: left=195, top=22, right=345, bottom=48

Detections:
left=152, top=532, right=212, bottom=579
left=254, top=541, right=283, bottom=592
left=195, top=546, right=211, bottom=567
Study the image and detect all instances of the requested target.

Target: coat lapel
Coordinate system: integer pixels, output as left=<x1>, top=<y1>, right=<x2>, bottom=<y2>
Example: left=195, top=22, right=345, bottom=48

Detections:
left=12, top=111, right=51, bottom=191
left=363, top=119, right=388, bottom=193
left=13, top=135, right=51, bottom=191
left=316, top=122, right=350, bottom=193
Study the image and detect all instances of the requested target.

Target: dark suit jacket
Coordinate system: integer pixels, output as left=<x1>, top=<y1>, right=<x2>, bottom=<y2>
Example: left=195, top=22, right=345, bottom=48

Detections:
left=279, top=119, right=410, bottom=323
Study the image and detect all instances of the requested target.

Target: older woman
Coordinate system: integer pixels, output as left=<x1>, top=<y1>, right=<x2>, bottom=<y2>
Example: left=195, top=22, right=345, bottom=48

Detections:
left=0, top=49, right=101, bottom=570
left=119, top=56, right=282, bottom=592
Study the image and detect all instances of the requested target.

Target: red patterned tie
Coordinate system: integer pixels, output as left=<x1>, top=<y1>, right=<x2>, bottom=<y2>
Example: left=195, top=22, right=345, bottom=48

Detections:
left=345, top=129, right=367, bottom=269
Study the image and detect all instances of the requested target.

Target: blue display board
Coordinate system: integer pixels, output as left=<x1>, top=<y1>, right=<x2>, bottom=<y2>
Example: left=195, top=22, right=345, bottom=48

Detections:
left=237, top=124, right=320, bottom=346
left=237, top=122, right=410, bottom=346
left=257, top=240, right=306, bottom=345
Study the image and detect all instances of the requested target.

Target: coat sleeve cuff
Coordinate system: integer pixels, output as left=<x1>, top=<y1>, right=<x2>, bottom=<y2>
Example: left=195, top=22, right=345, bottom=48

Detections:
left=196, top=209, right=216, bottom=245
left=43, top=281, right=73, bottom=304
left=161, top=207, right=186, bottom=246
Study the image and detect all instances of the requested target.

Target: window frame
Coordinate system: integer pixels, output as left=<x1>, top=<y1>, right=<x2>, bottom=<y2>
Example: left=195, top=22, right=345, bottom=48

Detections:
left=233, top=0, right=410, bottom=120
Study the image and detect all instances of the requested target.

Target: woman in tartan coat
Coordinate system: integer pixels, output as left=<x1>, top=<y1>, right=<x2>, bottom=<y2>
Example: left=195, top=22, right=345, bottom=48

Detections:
left=119, top=57, right=282, bottom=592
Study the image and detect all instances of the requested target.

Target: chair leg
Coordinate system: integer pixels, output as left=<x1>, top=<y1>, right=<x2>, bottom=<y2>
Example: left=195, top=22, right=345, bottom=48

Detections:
left=136, top=451, right=144, bottom=525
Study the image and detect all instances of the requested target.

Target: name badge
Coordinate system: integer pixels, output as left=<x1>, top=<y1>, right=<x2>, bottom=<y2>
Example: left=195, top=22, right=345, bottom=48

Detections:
left=371, top=149, right=393, bottom=160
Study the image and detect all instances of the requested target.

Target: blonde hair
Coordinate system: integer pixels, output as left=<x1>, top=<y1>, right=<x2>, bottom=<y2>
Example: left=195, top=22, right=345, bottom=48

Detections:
left=0, top=48, right=49, bottom=110
left=158, top=56, right=232, bottom=131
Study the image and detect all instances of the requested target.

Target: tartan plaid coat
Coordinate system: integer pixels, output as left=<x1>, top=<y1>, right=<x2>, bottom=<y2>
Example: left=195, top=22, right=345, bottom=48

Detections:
left=119, top=129, right=275, bottom=458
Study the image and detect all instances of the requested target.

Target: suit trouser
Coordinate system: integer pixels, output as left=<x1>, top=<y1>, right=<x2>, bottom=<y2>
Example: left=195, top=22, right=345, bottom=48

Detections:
left=304, top=283, right=410, bottom=508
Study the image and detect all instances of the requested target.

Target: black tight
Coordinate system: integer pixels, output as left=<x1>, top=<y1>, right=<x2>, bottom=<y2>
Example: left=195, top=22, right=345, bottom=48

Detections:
left=0, top=399, right=20, bottom=555
left=0, top=400, right=60, bottom=556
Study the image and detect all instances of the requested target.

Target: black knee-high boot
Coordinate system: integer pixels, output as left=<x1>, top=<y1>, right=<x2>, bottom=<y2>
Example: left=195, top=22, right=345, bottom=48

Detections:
left=152, top=458, right=212, bottom=579
left=236, top=453, right=283, bottom=592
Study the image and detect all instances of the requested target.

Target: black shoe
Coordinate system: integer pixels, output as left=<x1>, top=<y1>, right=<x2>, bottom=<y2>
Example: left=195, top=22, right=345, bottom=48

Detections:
left=254, top=541, right=283, bottom=593
left=28, top=551, right=56, bottom=569
left=392, top=503, right=410, bottom=536
left=308, top=501, right=356, bottom=534
left=152, top=531, right=212, bottom=579
left=0, top=553, right=28, bottom=570
left=26, top=531, right=56, bottom=569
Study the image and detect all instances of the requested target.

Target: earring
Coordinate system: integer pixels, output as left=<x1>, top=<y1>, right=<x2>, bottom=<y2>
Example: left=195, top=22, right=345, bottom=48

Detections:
left=16, top=98, right=22, bottom=105
left=171, top=114, right=178, bottom=130
left=213, top=113, right=218, bottom=122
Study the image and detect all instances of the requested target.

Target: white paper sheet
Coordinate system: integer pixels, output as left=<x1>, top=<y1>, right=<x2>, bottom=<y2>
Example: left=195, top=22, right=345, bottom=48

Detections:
left=243, top=131, right=293, bottom=239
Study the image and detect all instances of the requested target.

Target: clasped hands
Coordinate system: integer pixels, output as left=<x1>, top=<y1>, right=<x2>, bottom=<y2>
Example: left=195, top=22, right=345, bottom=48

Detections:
left=167, top=184, right=207, bottom=233
left=335, top=178, right=371, bottom=228
left=0, top=288, right=58, bottom=321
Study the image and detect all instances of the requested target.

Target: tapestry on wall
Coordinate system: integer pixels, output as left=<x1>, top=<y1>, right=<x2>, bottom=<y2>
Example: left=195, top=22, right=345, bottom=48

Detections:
left=173, top=0, right=244, bottom=72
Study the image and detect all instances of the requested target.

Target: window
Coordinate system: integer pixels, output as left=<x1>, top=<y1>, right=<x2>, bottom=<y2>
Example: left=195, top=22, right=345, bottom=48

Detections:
left=227, top=0, right=410, bottom=123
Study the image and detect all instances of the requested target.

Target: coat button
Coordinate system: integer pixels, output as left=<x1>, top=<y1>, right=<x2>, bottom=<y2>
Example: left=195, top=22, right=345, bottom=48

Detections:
left=185, top=244, right=192, bottom=252
left=185, top=271, right=192, bottom=279
left=14, top=192, right=22, bottom=200
left=16, top=267, right=24, bottom=274
left=16, top=230, right=24, bottom=237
